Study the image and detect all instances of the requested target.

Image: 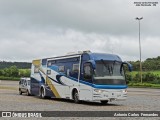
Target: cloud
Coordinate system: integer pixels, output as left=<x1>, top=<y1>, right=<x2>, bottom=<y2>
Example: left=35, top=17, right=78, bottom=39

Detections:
left=1, top=0, right=160, bottom=35
left=0, top=28, right=159, bottom=62
left=0, top=0, right=159, bottom=62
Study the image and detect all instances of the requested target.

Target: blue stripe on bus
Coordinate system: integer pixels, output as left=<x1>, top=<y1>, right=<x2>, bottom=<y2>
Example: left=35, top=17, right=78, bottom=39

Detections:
left=48, top=66, right=59, bottom=72
left=79, top=80, right=93, bottom=87
left=60, top=75, right=127, bottom=89
left=68, top=76, right=127, bottom=89
left=92, top=84, right=128, bottom=89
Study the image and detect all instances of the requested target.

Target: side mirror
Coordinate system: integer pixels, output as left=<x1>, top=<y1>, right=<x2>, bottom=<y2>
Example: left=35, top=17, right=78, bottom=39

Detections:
left=122, top=62, right=133, bottom=72
left=87, top=60, right=96, bottom=69
left=83, top=61, right=96, bottom=81
left=83, top=63, right=92, bottom=80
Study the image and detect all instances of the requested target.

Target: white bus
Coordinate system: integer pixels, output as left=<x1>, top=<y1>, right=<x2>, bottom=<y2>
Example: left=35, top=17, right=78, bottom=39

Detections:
left=30, top=51, right=132, bottom=104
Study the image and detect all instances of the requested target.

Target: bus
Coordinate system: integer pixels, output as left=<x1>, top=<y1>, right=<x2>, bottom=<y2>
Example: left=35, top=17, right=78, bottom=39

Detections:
left=30, top=51, right=132, bottom=104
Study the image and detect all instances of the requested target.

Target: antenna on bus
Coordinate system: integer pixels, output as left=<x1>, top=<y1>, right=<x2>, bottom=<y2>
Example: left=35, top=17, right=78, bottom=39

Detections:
left=66, top=52, right=77, bottom=55
left=82, top=50, right=91, bottom=53
left=67, top=50, right=91, bottom=55
left=78, top=50, right=91, bottom=54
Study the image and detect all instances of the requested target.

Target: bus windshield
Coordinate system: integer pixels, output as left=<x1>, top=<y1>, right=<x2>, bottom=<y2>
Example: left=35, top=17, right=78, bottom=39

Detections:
left=93, top=60, right=126, bottom=85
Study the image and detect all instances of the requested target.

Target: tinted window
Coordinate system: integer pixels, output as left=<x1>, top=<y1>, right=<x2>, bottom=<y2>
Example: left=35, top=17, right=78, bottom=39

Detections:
left=59, top=66, right=65, bottom=72
left=27, top=81, right=30, bottom=85
left=47, top=70, right=51, bottom=75
left=34, top=66, right=39, bottom=73
left=72, top=64, right=79, bottom=72
left=24, top=80, right=27, bottom=86
left=21, top=79, right=24, bottom=84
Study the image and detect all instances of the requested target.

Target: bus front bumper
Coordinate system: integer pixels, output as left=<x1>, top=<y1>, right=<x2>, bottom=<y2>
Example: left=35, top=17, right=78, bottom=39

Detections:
left=92, top=89, right=127, bottom=101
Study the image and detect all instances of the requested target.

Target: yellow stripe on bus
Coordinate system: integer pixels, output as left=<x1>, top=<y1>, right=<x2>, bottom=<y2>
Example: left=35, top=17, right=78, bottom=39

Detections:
left=46, top=77, right=61, bottom=98
left=32, top=59, right=41, bottom=66
left=39, top=68, right=45, bottom=74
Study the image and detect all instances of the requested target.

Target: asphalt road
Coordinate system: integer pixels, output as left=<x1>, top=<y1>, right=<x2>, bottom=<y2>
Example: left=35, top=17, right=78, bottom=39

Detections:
left=0, top=80, right=160, bottom=120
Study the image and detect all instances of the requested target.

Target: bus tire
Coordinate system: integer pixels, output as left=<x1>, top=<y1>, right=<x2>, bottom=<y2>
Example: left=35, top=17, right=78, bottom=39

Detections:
left=40, top=87, right=46, bottom=99
left=73, top=90, right=80, bottom=103
left=100, top=100, right=108, bottom=105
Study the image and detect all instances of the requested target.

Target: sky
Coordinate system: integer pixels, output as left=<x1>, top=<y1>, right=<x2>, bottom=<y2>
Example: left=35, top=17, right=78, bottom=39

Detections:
left=0, top=0, right=159, bottom=62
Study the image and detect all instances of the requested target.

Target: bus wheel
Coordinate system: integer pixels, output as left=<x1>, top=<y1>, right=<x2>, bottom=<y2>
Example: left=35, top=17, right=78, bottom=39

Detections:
left=73, top=90, right=80, bottom=103
left=19, top=89, right=22, bottom=95
left=40, top=87, right=45, bottom=99
left=100, top=100, right=108, bottom=105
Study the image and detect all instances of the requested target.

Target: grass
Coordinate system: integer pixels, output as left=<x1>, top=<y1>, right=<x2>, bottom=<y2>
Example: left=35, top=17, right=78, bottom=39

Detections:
left=128, top=82, right=160, bottom=88
left=0, top=76, right=20, bottom=81
left=129, top=70, right=160, bottom=76
left=150, top=71, right=160, bottom=75
left=127, top=71, right=160, bottom=88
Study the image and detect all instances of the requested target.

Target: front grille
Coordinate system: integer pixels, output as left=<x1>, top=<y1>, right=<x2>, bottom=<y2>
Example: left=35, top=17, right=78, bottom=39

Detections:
left=93, top=79, right=126, bottom=85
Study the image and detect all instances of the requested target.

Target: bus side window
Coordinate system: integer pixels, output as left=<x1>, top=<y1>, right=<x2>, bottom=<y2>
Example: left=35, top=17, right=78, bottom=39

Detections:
left=72, top=64, right=79, bottom=73
left=83, top=63, right=92, bottom=82
left=59, top=66, right=65, bottom=72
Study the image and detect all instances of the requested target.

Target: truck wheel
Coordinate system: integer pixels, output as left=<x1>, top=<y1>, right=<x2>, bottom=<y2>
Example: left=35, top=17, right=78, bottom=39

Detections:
left=26, top=90, right=30, bottom=96
left=100, top=100, right=108, bottom=105
left=19, top=89, right=22, bottom=95
left=73, top=90, right=80, bottom=103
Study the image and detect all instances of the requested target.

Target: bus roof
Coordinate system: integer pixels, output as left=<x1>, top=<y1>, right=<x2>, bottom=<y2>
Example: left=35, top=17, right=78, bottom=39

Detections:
left=89, top=53, right=122, bottom=62
left=33, top=51, right=122, bottom=65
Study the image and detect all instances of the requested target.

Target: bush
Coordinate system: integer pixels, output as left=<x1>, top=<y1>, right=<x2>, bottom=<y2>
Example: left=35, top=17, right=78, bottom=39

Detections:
left=125, top=73, right=132, bottom=83
left=0, top=66, right=31, bottom=80
left=126, top=72, right=160, bottom=84
left=19, top=69, right=30, bottom=77
left=0, top=66, right=19, bottom=77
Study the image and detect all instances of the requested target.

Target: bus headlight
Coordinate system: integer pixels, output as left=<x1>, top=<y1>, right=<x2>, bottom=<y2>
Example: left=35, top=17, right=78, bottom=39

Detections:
left=94, top=89, right=106, bottom=93
left=122, top=89, right=127, bottom=93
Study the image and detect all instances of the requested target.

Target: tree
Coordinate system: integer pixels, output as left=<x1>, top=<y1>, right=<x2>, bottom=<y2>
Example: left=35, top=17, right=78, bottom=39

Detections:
left=9, top=66, right=19, bottom=77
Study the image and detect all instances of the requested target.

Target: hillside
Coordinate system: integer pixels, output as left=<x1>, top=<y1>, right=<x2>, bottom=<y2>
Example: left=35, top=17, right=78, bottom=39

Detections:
left=129, top=56, right=160, bottom=71
left=0, top=56, right=160, bottom=70
left=0, top=61, right=31, bottom=69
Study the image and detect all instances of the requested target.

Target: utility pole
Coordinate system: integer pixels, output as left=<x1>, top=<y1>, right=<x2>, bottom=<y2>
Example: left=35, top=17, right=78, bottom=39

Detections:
left=135, top=17, right=143, bottom=83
